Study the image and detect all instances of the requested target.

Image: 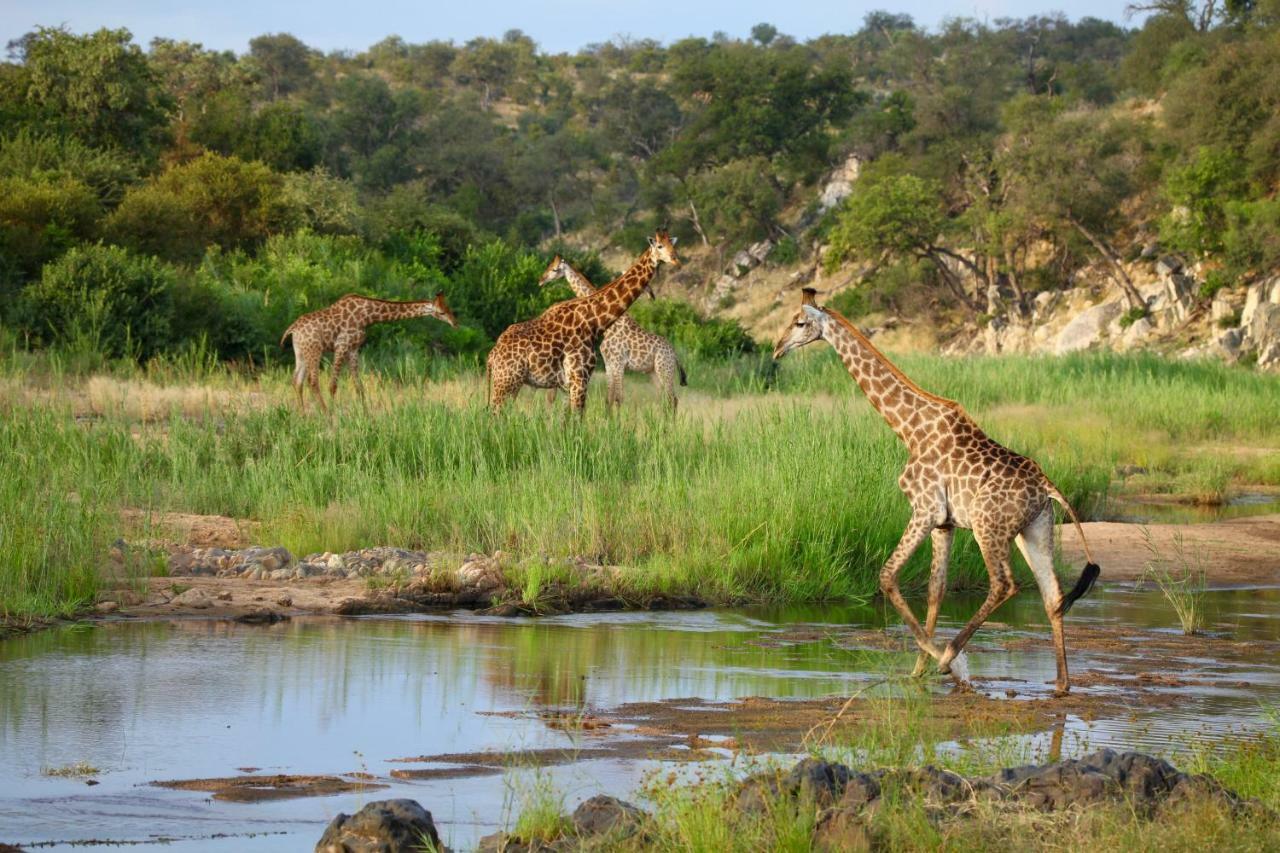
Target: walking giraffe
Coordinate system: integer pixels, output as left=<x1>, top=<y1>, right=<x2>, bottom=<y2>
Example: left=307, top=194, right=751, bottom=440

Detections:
left=772, top=288, right=1099, bottom=696
left=280, top=292, right=457, bottom=413
left=487, top=231, right=681, bottom=413
left=537, top=256, right=687, bottom=410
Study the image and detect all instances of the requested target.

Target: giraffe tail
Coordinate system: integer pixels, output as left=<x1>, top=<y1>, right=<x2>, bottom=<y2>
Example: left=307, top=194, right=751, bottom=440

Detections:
left=280, top=321, right=298, bottom=348
left=677, top=360, right=687, bottom=387
left=1047, top=483, right=1100, bottom=616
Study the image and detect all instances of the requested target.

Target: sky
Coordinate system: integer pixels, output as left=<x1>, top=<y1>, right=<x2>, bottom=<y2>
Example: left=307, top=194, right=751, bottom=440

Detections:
left=1, top=0, right=1144, bottom=56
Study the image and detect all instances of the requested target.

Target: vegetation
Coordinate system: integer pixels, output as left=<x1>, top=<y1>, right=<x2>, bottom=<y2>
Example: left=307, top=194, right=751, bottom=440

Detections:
left=3, top=348, right=1277, bottom=620
left=4, top=10, right=1280, bottom=356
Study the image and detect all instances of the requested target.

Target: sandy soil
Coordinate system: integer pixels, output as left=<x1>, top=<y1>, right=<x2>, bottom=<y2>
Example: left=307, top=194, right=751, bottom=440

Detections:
left=1060, top=513, right=1280, bottom=584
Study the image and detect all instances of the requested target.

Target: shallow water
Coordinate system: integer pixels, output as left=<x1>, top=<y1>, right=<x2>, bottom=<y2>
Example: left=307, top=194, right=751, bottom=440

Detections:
left=1101, top=491, right=1280, bottom=524
left=2, top=588, right=1279, bottom=850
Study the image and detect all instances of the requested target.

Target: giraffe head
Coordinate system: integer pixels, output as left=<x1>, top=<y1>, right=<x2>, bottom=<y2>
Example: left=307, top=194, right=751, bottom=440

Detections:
left=648, top=230, right=681, bottom=269
left=537, top=255, right=572, bottom=287
left=428, top=291, right=458, bottom=327
left=772, top=288, right=828, bottom=359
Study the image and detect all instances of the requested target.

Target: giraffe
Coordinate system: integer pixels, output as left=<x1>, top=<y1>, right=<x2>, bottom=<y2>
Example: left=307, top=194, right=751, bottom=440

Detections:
left=537, top=256, right=687, bottom=410
left=772, top=288, right=1100, bottom=696
left=280, top=292, right=457, bottom=412
left=487, top=231, right=681, bottom=413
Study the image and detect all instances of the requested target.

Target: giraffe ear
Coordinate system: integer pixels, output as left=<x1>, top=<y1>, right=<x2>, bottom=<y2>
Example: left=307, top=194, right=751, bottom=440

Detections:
left=670, top=235, right=678, bottom=245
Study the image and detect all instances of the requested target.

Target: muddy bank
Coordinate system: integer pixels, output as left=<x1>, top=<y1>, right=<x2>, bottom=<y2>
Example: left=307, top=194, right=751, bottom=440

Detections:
left=1060, top=513, right=1280, bottom=584
left=69, top=511, right=1279, bottom=628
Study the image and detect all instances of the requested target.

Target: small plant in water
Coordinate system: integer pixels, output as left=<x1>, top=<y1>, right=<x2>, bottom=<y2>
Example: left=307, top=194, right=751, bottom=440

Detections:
left=511, top=770, right=572, bottom=842
left=1141, top=528, right=1208, bottom=635
left=43, top=760, right=100, bottom=777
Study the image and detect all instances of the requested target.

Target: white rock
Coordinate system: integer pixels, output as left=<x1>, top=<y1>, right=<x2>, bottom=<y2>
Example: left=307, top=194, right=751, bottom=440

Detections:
left=1242, top=282, right=1264, bottom=330
left=1210, top=296, right=1235, bottom=324
left=171, top=588, right=211, bottom=609
left=1054, top=301, right=1123, bottom=354
left=1119, top=317, right=1154, bottom=351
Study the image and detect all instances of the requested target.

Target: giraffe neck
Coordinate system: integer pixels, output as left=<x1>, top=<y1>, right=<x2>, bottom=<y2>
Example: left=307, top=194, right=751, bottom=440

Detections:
left=560, top=265, right=597, bottom=298
left=821, top=309, right=956, bottom=449
left=582, top=250, right=658, bottom=333
left=358, top=298, right=437, bottom=325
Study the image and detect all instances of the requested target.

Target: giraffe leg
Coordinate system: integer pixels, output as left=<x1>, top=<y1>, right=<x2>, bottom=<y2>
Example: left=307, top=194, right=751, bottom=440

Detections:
left=568, top=368, right=590, bottom=414
left=879, top=513, right=946, bottom=664
left=937, top=530, right=1019, bottom=677
left=546, top=387, right=558, bottom=405
left=489, top=372, right=523, bottom=411
left=911, top=526, right=954, bottom=678
left=292, top=359, right=307, bottom=411
left=329, top=348, right=348, bottom=401
left=307, top=357, right=328, bottom=415
left=604, top=358, right=624, bottom=409
left=654, top=350, right=678, bottom=411
left=346, top=348, right=368, bottom=410
left=1015, top=506, right=1072, bottom=696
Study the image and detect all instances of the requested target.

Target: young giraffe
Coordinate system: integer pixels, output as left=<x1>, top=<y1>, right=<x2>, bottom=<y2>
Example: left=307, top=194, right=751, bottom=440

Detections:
left=280, top=292, right=457, bottom=413
left=537, top=256, right=687, bottom=410
left=772, top=288, right=1100, bottom=696
left=487, top=232, right=681, bottom=413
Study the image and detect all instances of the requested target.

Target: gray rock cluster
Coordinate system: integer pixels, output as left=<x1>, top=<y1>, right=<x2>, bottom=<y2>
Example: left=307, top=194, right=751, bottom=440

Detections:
left=316, top=799, right=441, bottom=853
left=477, top=794, right=646, bottom=851
left=167, top=545, right=450, bottom=581
left=736, top=749, right=1248, bottom=839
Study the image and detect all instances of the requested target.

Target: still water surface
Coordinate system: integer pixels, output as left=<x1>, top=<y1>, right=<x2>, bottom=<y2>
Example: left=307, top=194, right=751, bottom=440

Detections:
left=2, top=587, right=1278, bottom=850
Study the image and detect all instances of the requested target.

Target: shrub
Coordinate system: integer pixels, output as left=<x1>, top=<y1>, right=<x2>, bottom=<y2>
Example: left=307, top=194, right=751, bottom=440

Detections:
left=20, top=243, right=174, bottom=358
left=0, top=128, right=139, bottom=206
left=0, top=176, right=101, bottom=287
left=104, top=152, right=291, bottom=263
left=630, top=299, right=758, bottom=359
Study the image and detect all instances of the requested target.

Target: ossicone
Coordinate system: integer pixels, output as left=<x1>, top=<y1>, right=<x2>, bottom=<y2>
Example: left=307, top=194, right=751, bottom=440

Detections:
left=801, top=288, right=818, bottom=306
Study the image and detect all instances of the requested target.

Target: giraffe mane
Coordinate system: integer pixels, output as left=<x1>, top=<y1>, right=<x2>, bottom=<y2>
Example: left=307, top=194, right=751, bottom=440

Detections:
left=822, top=308, right=962, bottom=411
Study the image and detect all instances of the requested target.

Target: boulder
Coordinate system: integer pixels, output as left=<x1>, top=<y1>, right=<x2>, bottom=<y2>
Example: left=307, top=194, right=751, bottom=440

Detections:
left=817, top=154, right=862, bottom=212
left=1164, top=274, right=1197, bottom=321
left=1210, top=295, right=1235, bottom=324
left=730, top=249, right=756, bottom=277
left=1054, top=300, right=1123, bottom=354
left=1242, top=281, right=1265, bottom=329
left=315, top=799, right=440, bottom=853
left=457, top=556, right=504, bottom=591
left=571, top=795, right=646, bottom=839
left=1155, top=255, right=1183, bottom=277
left=1213, top=328, right=1244, bottom=363
left=746, top=239, right=774, bottom=264
left=737, top=757, right=853, bottom=813
left=1119, top=316, right=1154, bottom=351
left=170, top=588, right=212, bottom=609
left=1249, top=302, right=1280, bottom=352
left=1031, top=290, right=1059, bottom=322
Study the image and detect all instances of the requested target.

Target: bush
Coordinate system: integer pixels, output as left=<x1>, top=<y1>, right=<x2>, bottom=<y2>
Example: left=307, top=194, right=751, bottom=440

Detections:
left=0, top=128, right=139, bottom=206
left=20, top=243, right=175, bottom=358
left=0, top=175, right=101, bottom=288
left=630, top=299, right=758, bottom=359
left=104, top=152, right=291, bottom=263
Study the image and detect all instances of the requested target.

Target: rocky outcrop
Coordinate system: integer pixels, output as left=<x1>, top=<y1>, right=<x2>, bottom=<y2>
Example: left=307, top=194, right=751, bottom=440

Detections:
left=817, top=154, right=862, bottom=213
left=1054, top=300, right=1123, bottom=354
left=316, top=799, right=441, bottom=853
left=477, top=794, right=648, bottom=851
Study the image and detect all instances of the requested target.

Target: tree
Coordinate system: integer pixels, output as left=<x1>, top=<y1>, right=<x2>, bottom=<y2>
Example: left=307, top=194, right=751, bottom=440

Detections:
left=826, top=168, right=983, bottom=312
left=247, top=33, right=316, bottom=100
left=751, top=23, right=779, bottom=46
left=20, top=27, right=169, bottom=156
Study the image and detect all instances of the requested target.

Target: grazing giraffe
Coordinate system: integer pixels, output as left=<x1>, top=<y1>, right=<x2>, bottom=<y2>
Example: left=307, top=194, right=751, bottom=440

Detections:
left=772, top=288, right=1100, bottom=696
left=537, top=256, right=688, bottom=410
left=280, top=292, right=457, bottom=412
left=487, top=231, right=681, bottom=413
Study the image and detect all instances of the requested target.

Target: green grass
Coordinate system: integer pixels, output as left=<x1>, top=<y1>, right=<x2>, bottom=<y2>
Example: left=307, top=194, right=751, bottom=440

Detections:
left=2, top=348, right=1277, bottom=620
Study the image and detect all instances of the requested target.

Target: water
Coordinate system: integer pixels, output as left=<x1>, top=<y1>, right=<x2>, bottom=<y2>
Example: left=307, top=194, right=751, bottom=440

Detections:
left=2, top=588, right=1279, bottom=850
left=1101, top=491, right=1280, bottom=524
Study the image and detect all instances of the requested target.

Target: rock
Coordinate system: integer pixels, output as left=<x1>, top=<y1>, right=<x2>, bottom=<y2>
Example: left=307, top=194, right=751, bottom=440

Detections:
left=269, top=568, right=293, bottom=581
left=315, top=799, right=439, bottom=853
left=571, top=794, right=646, bottom=838
left=276, top=596, right=293, bottom=607
left=1213, top=328, right=1244, bottom=362
left=737, top=757, right=852, bottom=813
left=1210, top=295, right=1235, bottom=324
left=1242, top=281, right=1265, bottom=329
left=730, top=249, right=755, bottom=277
left=1031, top=290, right=1059, bottom=321
left=1139, top=240, right=1160, bottom=259
left=1119, top=316, right=1154, bottom=351
left=457, top=557, right=504, bottom=591
left=1156, top=255, right=1183, bottom=277
left=170, top=588, right=211, bottom=609
left=94, top=601, right=119, bottom=614
left=1054, top=300, right=1123, bottom=354
left=1164, top=274, right=1197, bottom=320
left=747, top=239, right=774, bottom=264
left=817, top=153, right=862, bottom=212
left=234, top=609, right=289, bottom=625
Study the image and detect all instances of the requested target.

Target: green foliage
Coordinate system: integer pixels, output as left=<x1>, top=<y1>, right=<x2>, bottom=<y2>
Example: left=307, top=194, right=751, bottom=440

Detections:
left=0, top=128, right=139, bottom=206
left=19, top=26, right=170, bottom=156
left=1118, top=306, right=1150, bottom=328
left=0, top=176, right=101, bottom=288
left=630, top=299, right=758, bottom=359
left=444, top=240, right=555, bottom=341
left=825, top=168, right=944, bottom=269
left=20, top=243, right=175, bottom=358
left=1160, top=146, right=1248, bottom=257
left=104, top=152, right=290, bottom=263
left=687, top=157, right=783, bottom=243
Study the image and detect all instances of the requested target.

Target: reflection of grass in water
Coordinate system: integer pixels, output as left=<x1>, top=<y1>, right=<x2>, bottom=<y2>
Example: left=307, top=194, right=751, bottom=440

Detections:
left=1142, top=529, right=1208, bottom=636
left=42, top=760, right=100, bottom=777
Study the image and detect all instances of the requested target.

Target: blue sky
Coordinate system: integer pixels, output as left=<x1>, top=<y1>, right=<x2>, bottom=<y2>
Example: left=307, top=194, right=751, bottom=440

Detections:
left=2, top=0, right=1142, bottom=56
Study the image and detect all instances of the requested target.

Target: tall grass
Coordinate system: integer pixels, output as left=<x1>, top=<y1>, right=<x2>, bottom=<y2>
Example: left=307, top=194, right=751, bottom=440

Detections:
left=3, top=349, right=1276, bottom=619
